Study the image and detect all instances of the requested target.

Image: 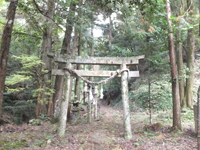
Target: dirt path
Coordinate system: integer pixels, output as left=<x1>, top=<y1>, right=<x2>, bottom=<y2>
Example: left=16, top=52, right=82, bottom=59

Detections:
left=0, top=99, right=197, bottom=150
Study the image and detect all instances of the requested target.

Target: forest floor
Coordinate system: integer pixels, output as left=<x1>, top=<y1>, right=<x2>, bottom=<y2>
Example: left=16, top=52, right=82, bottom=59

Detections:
left=0, top=99, right=197, bottom=150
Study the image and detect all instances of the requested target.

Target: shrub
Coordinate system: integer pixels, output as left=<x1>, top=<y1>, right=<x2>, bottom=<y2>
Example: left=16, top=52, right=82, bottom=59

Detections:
left=3, top=99, right=36, bottom=124
left=130, top=80, right=172, bottom=111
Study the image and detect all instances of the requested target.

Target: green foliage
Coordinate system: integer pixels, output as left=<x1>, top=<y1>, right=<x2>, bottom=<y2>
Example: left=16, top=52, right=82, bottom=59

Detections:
left=144, top=131, right=155, bottom=136
left=0, top=139, right=26, bottom=150
left=4, top=55, right=54, bottom=122
left=5, top=55, right=40, bottom=91
left=39, top=113, right=48, bottom=120
left=3, top=100, right=36, bottom=124
left=5, top=55, right=54, bottom=102
left=111, top=45, right=133, bottom=57
left=130, top=80, right=172, bottom=111
left=181, top=108, right=194, bottom=122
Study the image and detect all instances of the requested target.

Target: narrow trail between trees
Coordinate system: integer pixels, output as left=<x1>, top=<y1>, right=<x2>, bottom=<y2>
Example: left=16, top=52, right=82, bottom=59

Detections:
left=0, top=99, right=197, bottom=150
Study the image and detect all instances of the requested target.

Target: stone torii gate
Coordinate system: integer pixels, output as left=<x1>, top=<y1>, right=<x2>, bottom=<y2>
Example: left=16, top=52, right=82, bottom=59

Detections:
left=48, top=52, right=144, bottom=139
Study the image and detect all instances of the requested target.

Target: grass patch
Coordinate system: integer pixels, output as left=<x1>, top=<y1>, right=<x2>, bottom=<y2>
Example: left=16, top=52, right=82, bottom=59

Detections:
left=0, top=139, right=26, bottom=150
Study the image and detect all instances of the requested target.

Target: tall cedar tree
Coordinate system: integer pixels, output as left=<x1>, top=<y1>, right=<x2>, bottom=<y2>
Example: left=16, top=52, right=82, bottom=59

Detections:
left=0, top=0, right=18, bottom=117
left=33, top=0, right=55, bottom=118
left=186, top=0, right=195, bottom=108
left=175, top=0, right=185, bottom=107
left=165, top=0, right=182, bottom=130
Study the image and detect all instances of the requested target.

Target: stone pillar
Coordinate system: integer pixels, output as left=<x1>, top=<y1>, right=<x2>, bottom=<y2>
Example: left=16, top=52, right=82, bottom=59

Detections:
left=100, top=84, right=104, bottom=99
left=83, top=83, right=87, bottom=104
left=87, top=85, right=93, bottom=123
left=58, top=63, right=71, bottom=137
left=93, top=86, right=98, bottom=119
left=121, top=63, right=132, bottom=140
left=71, top=107, right=80, bottom=125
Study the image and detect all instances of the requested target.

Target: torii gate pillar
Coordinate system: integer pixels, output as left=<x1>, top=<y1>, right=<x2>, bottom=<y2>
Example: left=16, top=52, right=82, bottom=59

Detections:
left=57, top=63, right=71, bottom=137
left=121, top=63, right=132, bottom=139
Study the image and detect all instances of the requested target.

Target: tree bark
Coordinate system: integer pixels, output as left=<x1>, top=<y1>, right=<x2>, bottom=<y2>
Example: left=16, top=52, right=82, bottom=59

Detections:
left=109, top=14, right=113, bottom=46
left=36, top=0, right=55, bottom=117
left=197, top=86, right=200, bottom=149
left=53, top=2, right=76, bottom=117
left=147, top=36, right=152, bottom=124
left=89, top=23, right=94, bottom=82
left=165, top=0, right=182, bottom=130
left=0, top=0, right=18, bottom=117
left=73, top=0, right=84, bottom=103
left=185, top=0, right=195, bottom=109
left=106, top=14, right=113, bottom=105
left=74, top=33, right=82, bottom=100
left=186, top=28, right=195, bottom=109
left=199, top=0, right=200, bottom=36
left=35, top=85, right=42, bottom=118
left=176, top=28, right=185, bottom=107
left=175, top=0, right=185, bottom=107
left=73, top=31, right=79, bottom=99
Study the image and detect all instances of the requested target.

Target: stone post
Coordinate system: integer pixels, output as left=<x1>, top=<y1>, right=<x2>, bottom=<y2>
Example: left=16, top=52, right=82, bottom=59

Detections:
left=93, top=86, right=98, bottom=119
left=83, top=83, right=87, bottom=103
left=121, top=63, right=132, bottom=139
left=87, top=85, right=93, bottom=123
left=71, top=96, right=80, bottom=125
left=58, top=63, right=71, bottom=137
left=100, top=84, right=104, bottom=99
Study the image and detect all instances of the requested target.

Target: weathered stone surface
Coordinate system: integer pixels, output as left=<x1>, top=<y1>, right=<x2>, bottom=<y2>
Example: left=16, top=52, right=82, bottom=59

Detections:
left=51, top=69, right=140, bottom=77
left=47, top=52, right=144, bottom=65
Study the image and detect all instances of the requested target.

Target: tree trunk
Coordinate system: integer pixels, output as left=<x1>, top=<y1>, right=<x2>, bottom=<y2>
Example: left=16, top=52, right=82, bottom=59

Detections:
left=0, top=0, right=18, bottom=117
left=165, top=0, right=182, bottom=130
left=106, top=15, right=113, bottom=105
left=89, top=24, right=95, bottom=82
left=199, top=0, right=200, bottom=36
left=186, top=0, right=195, bottom=109
left=147, top=36, right=152, bottom=124
left=176, top=28, right=185, bottom=107
left=50, top=27, right=58, bottom=116
left=176, top=0, right=185, bottom=107
left=38, top=0, right=55, bottom=116
left=109, top=14, right=113, bottom=46
left=198, top=7, right=200, bottom=149
left=197, top=86, right=200, bottom=149
left=73, top=0, right=83, bottom=104
left=53, top=2, right=76, bottom=116
left=186, top=0, right=195, bottom=108
left=73, top=31, right=80, bottom=99
left=35, top=85, right=42, bottom=118
left=186, top=28, right=195, bottom=108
